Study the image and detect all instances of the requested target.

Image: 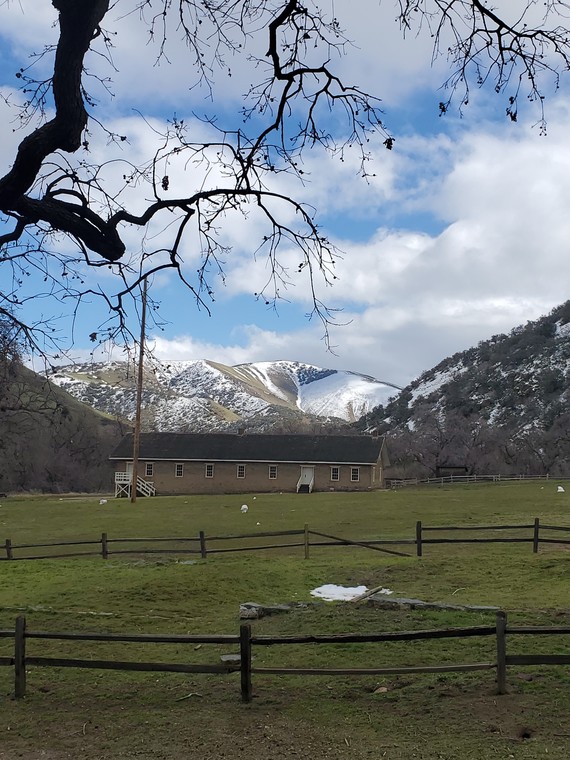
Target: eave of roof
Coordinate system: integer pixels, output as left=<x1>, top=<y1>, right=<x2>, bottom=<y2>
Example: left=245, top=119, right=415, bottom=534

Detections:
left=111, top=457, right=377, bottom=466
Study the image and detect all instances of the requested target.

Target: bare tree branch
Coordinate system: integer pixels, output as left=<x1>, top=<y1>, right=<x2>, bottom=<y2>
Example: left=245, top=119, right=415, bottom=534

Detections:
left=398, top=1, right=570, bottom=128
left=1, top=0, right=570, bottom=355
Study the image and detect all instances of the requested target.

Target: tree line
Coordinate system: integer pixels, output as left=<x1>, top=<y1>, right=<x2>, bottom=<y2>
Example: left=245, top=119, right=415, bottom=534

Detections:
left=0, top=320, right=124, bottom=493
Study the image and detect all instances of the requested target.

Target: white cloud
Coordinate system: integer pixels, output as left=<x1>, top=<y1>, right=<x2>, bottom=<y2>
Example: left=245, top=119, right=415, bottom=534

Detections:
left=149, top=326, right=304, bottom=367
left=145, top=290, right=551, bottom=388
left=0, top=1, right=446, bottom=125
left=3, top=3, right=570, bottom=388
left=155, top=104, right=570, bottom=384
left=0, top=2, right=57, bottom=50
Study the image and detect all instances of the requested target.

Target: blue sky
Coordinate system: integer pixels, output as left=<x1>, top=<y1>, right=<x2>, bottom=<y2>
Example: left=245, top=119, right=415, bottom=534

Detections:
left=2, top=2, right=570, bottom=387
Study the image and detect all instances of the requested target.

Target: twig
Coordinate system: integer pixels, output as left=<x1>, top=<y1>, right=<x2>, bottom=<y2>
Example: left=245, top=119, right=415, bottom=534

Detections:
left=68, top=722, right=88, bottom=737
left=351, top=585, right=392, bottom=603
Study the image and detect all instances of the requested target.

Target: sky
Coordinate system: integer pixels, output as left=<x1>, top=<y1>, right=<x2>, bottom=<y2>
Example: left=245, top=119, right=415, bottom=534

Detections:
left=1, top=1, right=570, bottom=388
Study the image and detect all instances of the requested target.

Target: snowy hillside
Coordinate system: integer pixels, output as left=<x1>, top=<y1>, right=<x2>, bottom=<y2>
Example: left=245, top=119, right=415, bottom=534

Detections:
left=48, top=359, right=401, bottom=432
left=358, top=301, right=570, bottom=476
left=366, top=306, right=570, bottom=434
left=298, top=370, right=396, bottom=421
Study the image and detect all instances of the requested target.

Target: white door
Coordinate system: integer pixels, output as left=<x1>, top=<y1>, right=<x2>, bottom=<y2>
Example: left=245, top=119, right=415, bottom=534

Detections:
left=299, top=466, right=314, bottom=484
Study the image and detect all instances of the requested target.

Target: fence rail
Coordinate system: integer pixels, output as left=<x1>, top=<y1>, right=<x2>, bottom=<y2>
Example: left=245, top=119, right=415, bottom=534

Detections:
left=388, top=474, right=570, bottom=488
left=1, top=612, right=569, bottom=702
left=2, top=519, right=569, bottom=562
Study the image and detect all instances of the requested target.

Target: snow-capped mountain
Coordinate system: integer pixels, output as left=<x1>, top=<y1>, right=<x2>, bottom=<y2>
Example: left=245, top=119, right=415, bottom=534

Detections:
left=48, top=359, right=401, bottom=432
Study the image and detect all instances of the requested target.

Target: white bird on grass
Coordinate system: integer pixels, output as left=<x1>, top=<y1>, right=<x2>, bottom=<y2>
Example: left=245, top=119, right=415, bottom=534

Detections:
left=241, top=504, right=249, bottom=513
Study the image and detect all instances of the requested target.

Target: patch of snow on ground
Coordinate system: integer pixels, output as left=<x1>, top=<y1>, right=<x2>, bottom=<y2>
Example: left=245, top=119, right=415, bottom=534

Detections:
left=310, top=584, right=368, bottom=601
left=310, top=584, right=394, bottom=601
left=408, top=366, right=468, bottom=404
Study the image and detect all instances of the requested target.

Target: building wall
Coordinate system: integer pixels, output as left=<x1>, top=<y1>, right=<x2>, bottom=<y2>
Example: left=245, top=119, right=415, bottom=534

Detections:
left=115, top=458, right=383, bottom=495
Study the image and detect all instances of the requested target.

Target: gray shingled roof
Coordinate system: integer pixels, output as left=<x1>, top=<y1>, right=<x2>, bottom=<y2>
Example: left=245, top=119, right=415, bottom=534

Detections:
left=110, top=432, right=385, bottom=465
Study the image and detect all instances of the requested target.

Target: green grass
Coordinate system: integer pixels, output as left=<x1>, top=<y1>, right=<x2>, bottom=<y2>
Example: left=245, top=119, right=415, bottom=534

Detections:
left=0, top=479, right=567, bottom=541
left=0, top=482, right=569, bottom=759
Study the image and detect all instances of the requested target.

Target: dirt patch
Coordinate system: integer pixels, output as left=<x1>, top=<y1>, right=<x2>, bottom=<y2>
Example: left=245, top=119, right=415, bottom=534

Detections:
left=0, top=708, right=374, bottom=760
left=2, top=677, right=570, bottom=760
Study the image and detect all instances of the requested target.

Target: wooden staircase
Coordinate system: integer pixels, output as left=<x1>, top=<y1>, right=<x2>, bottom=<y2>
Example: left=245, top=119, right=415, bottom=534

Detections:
left=134, top=477, right=156, bottom=497
left=115, top=473, right=156, bottom=498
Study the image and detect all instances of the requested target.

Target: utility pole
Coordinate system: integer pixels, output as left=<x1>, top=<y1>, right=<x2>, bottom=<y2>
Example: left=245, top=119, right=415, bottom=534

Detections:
left=130, top=279, right=148, bottom=504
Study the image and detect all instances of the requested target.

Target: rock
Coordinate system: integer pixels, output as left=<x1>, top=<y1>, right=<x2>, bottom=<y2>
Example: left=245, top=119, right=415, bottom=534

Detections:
left=366, top=595, right=499, bottom=612
left=240, top=603, right=261, bottom=619
left=239, top=601, right=309, bottom=619
left=220, top=654, right=242, bottom=662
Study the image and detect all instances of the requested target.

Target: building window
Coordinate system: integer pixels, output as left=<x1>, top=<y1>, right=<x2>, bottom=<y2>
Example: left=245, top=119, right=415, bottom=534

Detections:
left=351, top=467, right=360, bottom=482
left=330, top=466, right=340, bottom=481
left=205, top=463, right=214, bottom=478
left=145, top=462, right=154, bottom=477
left=175, top=463, right=184, bottom=478
left=237, top=464, right=246, bottom=479
left=268, top=465, right=278, bottom=479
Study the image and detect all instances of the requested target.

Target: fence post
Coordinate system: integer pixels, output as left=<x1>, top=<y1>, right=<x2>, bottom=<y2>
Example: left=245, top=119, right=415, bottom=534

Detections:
left=14, top=615, right=26, bottom=699
left=495, top=610, right=507, bottom=695
left=239, top=623, right=252, bottom=703
left=101, top=532, right=109, bottom=560
left=304, top=523, right=310, bottom=560
left=5, top=538, right=13, bottom=560
left=199, top=531, right=207, bottom=559
left=533, top=518, right=540, bottom=554
left=415, top=521, right=422, bottom=557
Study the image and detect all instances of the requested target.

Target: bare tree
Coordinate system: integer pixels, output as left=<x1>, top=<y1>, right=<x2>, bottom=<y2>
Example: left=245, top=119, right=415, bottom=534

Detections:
left=1, top=0, right=570, bottom=355
left=0, top=0, right=391, bottom=354
left=0, top=317, right=118, bottom=491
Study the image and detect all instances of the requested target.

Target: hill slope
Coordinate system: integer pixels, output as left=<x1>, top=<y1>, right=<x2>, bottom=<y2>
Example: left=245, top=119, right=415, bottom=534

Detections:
left=49, top=359, right=401, bottom=432
left=359, top=301, right=570, bottom=477
left=0, top=362, right=125, bottom=493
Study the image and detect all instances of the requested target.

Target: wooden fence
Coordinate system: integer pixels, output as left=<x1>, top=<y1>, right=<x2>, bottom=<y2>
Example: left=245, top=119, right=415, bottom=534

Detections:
left=414, top=518, right=570, bottom=556
left=2, top=519, right=569, bottom=561
left=1, top=612, right=569, bottom=702
left=388, top=474, right=570, bottom=488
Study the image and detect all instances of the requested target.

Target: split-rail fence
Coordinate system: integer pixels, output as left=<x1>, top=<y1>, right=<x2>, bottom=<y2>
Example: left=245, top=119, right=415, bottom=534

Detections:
left=1, top=612, right=569, bottom=702
left=2, top=519, right=569, bottom=561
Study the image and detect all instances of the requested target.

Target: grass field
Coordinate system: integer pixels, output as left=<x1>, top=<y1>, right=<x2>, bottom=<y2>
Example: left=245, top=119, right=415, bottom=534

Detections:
left=0, top=482, right=569, bottom=759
